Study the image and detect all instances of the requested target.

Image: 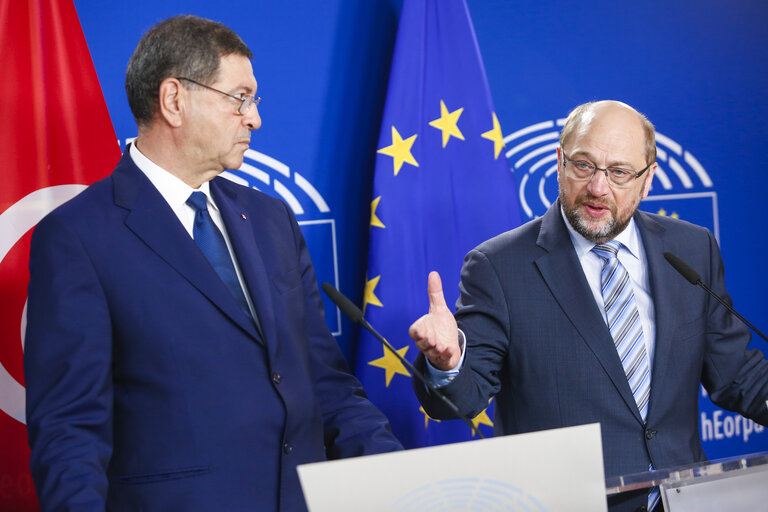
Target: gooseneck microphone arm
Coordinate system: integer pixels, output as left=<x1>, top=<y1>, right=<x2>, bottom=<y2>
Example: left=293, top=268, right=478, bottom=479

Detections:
left=321, top=282, right=485, bottom=439
left=663, top=252, right=768, bottom=343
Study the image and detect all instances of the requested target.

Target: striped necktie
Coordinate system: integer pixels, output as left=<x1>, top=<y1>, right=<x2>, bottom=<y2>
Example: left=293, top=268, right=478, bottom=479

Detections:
left=593, top=241, right=659, bottom=510
left=592, top=241, right=651, bottom=421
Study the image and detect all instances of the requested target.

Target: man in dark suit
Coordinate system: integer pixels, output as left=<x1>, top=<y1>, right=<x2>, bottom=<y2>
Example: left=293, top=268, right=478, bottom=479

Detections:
left=24, top=15, right=401, bottom=511
left=409, top=100, right=768, bottom=511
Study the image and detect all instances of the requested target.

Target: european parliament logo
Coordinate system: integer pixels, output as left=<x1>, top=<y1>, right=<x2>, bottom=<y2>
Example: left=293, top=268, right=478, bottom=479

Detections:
left=388, top=479, right=546, bottom=512
left=503, top=119, right=718, bottom=240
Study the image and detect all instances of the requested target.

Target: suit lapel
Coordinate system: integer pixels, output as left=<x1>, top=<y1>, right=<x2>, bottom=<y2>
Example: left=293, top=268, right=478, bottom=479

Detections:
left=534, top=202, right=644, bottom=422
left=211, top=177, right=275, bottom=347
left=113, top=152, right=262, bottom=343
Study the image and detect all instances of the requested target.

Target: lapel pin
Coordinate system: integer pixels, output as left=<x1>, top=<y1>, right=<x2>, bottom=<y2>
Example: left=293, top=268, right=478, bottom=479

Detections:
left=241, top=213, right=247, bottom=220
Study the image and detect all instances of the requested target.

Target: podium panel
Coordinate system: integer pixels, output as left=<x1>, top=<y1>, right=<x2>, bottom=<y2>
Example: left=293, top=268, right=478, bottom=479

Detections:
left=299, top=423, right=607, bottom=511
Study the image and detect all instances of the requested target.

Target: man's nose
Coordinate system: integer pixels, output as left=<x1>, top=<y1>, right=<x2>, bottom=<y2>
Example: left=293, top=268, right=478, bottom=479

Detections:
left=587, top=168, right=611, bottom=196
left=244, top=107, right=261, bottom=130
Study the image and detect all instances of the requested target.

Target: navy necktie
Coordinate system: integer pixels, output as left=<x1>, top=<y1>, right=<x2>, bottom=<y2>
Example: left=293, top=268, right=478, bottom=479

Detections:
left=186, top=191, right=251, bottom=319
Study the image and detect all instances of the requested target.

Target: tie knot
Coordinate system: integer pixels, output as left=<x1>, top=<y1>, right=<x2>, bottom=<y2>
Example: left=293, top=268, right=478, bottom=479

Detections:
left=187, top=191, right=208, bottom=212
left=592, top=240, right=621, bottom=261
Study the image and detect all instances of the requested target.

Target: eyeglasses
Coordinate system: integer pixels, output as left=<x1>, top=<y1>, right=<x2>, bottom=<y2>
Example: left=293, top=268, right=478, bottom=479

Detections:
left=176, top=76, right=261, bottom=115
left=561, top=150, right=654, bottom=188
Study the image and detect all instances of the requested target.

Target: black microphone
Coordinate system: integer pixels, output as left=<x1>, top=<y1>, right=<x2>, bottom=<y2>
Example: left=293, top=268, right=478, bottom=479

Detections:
left=321, top=282, right=485, bottom=439
left=663, top=252, right=768, bottom=342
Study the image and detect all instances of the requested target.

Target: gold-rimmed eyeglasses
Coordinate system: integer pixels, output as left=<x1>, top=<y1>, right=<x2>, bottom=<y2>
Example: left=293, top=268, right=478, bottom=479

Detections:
left=176, top=76, right=261, bottom=115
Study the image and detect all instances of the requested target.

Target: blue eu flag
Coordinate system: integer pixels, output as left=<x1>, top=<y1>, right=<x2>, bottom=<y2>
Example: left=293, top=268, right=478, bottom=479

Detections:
left=356, top=0, right=523, bottom=448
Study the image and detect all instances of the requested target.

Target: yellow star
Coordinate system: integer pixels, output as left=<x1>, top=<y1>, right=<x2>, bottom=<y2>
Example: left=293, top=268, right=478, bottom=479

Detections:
left=429, top=100, right=465, bottom=148
left=420, top=406, right=441, bottom=429
left=481, top=112, right=505, bottom=159
left=368, top=345, right=411, bottom=387
left=370, top=196, right=385, bottom=229
left=363, top=275, right=383, bottom=313
left=377, top=126, right=418, bottom=176
left=470, top=401, right=493, bottom=437
left=657, top=208, right=680, bottom=219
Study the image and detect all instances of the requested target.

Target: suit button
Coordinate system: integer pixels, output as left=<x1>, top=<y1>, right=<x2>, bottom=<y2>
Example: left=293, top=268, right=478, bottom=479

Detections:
left=645, top=429, right=657, bottom=440
left=272, top=372, right=281, bottom=384
left=283, top=442, right=293, bottom=454
left=634, top=506, right=647, bottom=512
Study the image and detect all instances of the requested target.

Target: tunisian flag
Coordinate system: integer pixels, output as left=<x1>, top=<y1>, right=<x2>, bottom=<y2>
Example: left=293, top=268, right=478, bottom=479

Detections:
left=0, top=0, right=119, bottom=508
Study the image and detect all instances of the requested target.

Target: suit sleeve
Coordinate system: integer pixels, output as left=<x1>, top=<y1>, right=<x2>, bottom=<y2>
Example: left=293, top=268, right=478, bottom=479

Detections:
left=701, top=230, right=768, bottom=425
left=24, top=214, right=113, bottom=510
left=281, top=203, right=403, bottom=458
left=414, top=247, right=511, bottom=420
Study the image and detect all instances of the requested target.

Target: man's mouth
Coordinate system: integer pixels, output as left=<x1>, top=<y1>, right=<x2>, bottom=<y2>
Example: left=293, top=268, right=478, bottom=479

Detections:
left=581, top=201, right=611, bottom=218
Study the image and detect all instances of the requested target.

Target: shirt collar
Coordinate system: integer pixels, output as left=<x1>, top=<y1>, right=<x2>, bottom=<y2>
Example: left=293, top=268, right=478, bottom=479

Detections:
left=129, top=142, right=217, bottom=211
left=559, top=204, right=642, bottom=261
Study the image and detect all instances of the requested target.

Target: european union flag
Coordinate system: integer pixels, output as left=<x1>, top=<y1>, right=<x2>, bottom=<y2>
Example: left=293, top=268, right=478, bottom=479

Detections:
left=356, top=0, right=523, bottom=448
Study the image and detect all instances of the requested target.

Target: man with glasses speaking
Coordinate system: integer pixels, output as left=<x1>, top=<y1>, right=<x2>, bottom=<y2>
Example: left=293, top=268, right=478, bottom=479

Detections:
left=24, top=15, right=401, bottom=512
left=409, top=100, right=768, bottom=511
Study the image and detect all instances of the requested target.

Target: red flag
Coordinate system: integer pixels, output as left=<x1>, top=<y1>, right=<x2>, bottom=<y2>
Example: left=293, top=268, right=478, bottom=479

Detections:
left=0, top=0, right=119, bottom=508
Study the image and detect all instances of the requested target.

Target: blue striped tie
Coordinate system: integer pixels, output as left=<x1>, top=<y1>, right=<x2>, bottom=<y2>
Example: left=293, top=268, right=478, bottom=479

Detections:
left=187, top=191, right=251, bottom=319
left=593, top=241, right=658, bottom=510
left=647, top=473, right=661, bottom=511
left=593, top=241, right=651, bottom=420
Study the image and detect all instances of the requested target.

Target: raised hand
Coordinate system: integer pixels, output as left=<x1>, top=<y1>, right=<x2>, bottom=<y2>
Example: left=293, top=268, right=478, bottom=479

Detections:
left=408, top=271, right=461, bottom=371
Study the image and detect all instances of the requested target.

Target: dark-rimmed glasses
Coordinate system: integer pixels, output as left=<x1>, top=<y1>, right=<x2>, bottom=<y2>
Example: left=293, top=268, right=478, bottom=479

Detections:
left=561, top=150, right=654, bottom=188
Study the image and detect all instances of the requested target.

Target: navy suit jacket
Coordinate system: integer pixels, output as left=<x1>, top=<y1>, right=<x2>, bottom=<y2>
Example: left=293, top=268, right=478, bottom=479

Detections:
left=415, top=201, right=768, bottom=512
left=25, top=150, right=402, bottom=511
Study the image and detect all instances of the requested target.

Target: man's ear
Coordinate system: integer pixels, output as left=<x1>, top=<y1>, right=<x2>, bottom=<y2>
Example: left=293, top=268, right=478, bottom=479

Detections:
left=641, top=162, right=657, bottom=199
left=157, top=77, right=185, bottom=128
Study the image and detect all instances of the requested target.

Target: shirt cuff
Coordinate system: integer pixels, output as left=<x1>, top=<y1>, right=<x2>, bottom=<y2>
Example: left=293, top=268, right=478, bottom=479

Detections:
left=424, top=329, right=467, bottom=388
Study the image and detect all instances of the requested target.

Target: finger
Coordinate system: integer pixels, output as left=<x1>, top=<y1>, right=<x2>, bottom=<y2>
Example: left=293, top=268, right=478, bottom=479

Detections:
left=408, top=317, right=424, bottom=341
left=426, top=344, right=460, bottom=370
left=408, top=315, right=432, bottom=344
left=427, top=271, right=448, bottom=312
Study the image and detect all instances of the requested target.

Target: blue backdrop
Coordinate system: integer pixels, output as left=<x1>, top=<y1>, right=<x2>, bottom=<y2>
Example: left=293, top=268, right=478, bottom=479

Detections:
left=73, top=0, right=767, bottom=460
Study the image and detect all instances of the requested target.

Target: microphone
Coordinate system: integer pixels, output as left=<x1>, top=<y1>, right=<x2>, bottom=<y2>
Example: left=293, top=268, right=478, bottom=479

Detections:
left=663, top=252, right=701, bottom=285
left=321, top=282, right=485, bottom=439
left=663, top=252, right=768, bottom=342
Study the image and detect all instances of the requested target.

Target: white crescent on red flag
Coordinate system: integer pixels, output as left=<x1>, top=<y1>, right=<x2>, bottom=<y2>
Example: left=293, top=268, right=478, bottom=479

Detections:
left=0, top=1, right=120, bottom=508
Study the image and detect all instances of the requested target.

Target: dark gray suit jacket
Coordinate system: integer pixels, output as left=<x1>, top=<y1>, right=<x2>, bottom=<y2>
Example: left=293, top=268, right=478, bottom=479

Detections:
left=415, top=201, right=768, bottom=511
